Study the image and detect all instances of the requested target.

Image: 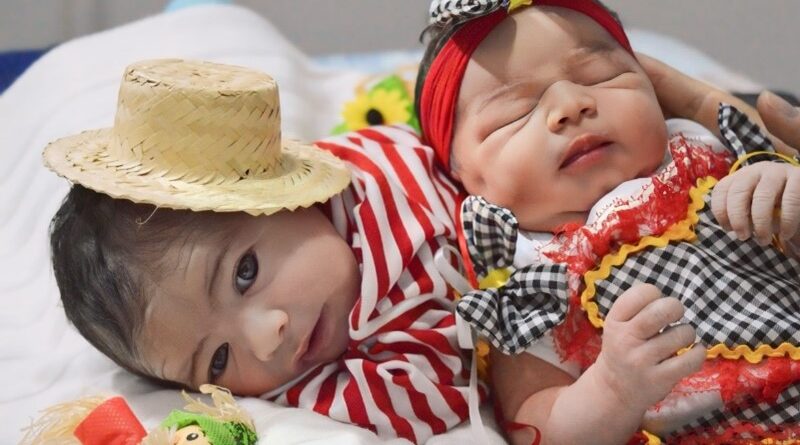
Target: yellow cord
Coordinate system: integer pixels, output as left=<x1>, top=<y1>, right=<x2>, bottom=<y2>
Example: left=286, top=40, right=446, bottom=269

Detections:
left=729, top=150, right=800, bottom=174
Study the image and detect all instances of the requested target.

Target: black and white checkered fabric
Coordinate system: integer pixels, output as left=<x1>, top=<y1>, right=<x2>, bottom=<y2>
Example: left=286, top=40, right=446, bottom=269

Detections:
left=456, top=262, right=570, bottom=354
left=459, top=196, right=573, bottom=354
left=718, top=102, right=776, bottom=165
left=670, top=382, right=800, bottom=440
left=589, top=193, right=800, bottom=350
left=429, top=0, right=504, bottom=26
left=462, top=196, right=518, bottom=277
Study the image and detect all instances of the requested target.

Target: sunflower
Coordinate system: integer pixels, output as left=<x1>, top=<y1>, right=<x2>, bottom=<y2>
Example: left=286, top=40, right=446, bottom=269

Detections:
left=341, top=88, right=412, bottom=132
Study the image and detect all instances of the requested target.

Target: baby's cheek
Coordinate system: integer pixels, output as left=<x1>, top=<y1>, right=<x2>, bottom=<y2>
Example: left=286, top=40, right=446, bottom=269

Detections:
left=627, top=101, right=668, bottom=170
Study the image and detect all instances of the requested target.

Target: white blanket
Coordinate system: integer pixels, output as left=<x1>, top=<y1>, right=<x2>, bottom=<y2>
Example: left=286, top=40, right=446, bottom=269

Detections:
left=0, top=4, right=757, bottom=443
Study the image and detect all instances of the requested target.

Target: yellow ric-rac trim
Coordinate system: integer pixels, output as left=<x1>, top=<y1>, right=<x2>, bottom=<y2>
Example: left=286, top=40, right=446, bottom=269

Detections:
left=642, top=429, right=800, bottom=444
left=762, top=438, right=800, bottom=444
left=580, top=176, right=717, bottom=329
left=706, top=343, right=800, bottom=364
left=642, top=430, right=661, bottom=445
left=580, top=175, right=800, bottom=363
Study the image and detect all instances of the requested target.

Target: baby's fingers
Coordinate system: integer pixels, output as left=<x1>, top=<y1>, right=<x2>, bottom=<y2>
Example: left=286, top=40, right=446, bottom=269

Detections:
left=642, top=323, right=697, bottom=363
left=751, top=170, right=786, bottom=245
left=780, top=170, right=800, bottom=240
left=654, top=343, right=706, bottom=386
left=629, top=296, right=685, bottom=340
left=606, top=283, right=662, bottom=323
left=711, top=176, right=734, bottom=231
left=726, top=170, right=761, bottom=240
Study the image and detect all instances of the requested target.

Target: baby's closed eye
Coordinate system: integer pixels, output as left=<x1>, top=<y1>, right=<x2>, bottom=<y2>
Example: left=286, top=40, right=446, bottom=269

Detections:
left=574, top=62, right=630, bottom=86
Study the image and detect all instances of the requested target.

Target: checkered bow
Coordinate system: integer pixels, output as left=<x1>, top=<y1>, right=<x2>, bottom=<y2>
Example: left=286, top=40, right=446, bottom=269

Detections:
left=456, top=196, right=571, bottom=355
left=717, top=103, right=785, bottom=166
left=429, top=0, right=507, bottom=26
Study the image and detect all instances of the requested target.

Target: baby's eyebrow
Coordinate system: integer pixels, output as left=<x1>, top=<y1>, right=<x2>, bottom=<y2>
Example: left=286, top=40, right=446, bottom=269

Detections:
left=206, top=247, right=225, bottom=301
left=564, top=40, right=617, bottom=69
left=469, top=81, right=532, bottom=114
left=187, top=335, right=209, bottom=387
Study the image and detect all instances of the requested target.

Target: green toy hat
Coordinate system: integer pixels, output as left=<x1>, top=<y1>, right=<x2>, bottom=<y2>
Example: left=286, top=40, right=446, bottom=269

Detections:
left=161, top=410, right=257, bottom=445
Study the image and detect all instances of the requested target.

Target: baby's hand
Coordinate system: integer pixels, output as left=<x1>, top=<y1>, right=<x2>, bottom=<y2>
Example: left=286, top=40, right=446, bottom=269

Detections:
left=594, top=283, right=706, bottom=411
left=711, top=162, right=800, bottom=246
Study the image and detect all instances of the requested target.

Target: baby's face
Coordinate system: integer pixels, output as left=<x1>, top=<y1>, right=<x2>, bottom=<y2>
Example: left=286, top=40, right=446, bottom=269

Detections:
left=139, top=206, right=360, bottom=396
left=452, top=6, right=668, bottom=232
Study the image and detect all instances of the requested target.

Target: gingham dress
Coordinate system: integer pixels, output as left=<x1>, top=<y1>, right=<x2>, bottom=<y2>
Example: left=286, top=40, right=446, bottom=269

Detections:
left=456, top=107, right=800, bottom=442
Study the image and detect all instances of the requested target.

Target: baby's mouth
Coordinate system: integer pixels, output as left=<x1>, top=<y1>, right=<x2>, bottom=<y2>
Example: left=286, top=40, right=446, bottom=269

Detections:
left=560, top=134, right=612, bottom=170
left=295, top=305, right=328, bottom=367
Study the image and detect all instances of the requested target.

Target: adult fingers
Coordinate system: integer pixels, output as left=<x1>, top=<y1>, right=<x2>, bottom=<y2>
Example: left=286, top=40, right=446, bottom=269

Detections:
left=750, top=168, right=785, bottom=245
left=639, top=53, right=771, bottom=142
left=606, top=282, right=661, bottom=323
left=638, top=53, right=711, bottom=123
left=758, top=91, right=800, bottom=153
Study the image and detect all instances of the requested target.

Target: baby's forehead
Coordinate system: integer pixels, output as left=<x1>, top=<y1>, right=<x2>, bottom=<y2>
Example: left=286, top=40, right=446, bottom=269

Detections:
left=461, top=14, right=626, bottom=100
left=484, top=8, right=621, bottom=60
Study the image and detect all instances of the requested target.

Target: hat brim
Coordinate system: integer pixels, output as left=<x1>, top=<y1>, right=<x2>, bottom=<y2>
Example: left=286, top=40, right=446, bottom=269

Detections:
left=44, top=129, right=352, bottom=215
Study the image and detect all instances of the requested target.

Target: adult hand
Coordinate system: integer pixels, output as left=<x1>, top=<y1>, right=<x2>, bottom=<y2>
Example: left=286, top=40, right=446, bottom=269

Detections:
left=757, top=91, right=800, bottom=155
left=638, top=53, right=799, bottom=157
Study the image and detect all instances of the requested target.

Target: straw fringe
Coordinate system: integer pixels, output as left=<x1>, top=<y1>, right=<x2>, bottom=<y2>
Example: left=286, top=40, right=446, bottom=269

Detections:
left=19, top=396, right=109, bottom=445
left=180, top=384, right=255, bottom=430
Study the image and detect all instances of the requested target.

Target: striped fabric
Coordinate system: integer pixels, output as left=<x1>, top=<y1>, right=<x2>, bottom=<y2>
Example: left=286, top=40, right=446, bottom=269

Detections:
left=262, top=126, right=476, bottom=443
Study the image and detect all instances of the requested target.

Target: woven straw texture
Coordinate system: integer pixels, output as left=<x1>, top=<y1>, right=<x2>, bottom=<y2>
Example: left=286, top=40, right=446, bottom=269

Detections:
left=44, top=59, right=351, bottom=215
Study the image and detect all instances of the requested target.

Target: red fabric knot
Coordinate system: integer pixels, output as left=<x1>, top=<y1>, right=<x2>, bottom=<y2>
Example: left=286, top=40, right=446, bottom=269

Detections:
left=73, top=397, right=146, bottom=445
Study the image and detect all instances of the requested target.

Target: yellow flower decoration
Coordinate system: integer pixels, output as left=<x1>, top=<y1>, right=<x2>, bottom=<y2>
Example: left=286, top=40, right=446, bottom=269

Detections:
left=341, top=88, right=411, bottom=132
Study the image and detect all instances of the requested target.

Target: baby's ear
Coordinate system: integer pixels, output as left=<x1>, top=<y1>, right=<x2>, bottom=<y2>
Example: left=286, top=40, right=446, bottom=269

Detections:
left=461, top=196, right=519, bottom=276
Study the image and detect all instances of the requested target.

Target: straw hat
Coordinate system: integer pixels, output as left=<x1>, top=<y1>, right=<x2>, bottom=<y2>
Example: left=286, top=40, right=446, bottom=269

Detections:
left=44, top=59, right=351, bottom=215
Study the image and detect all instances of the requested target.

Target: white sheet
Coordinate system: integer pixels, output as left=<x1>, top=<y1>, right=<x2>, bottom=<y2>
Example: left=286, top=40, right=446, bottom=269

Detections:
left=0, top=4, right=757, bottom=443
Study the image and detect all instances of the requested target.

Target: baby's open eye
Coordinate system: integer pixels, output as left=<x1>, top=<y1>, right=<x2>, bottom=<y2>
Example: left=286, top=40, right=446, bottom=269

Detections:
left=210, top=342, right=229, bottom=381
left=235, top=251, right=258, bottom=294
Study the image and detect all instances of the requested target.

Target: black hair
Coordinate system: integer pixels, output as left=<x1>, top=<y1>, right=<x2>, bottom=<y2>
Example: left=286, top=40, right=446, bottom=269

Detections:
left=49, top=185, right=229, bottom=387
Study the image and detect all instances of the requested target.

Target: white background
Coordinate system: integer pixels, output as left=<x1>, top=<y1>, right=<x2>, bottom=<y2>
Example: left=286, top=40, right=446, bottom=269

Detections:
left=0, top=0, right=798, bottom=95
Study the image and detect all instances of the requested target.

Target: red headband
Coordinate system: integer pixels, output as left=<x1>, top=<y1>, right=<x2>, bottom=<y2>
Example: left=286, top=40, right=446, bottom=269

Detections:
left=419, top=0, right=633, bottom=171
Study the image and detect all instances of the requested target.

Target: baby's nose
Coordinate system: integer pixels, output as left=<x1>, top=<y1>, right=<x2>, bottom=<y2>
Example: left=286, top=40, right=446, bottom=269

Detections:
left=241, top=309, right=288, bottom=362
left=545, top=81, right=596, bottom=132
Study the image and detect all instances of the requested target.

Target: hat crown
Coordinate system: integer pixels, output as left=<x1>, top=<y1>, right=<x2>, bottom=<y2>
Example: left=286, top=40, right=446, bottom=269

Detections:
left=110, top=59, right=283, bottom=183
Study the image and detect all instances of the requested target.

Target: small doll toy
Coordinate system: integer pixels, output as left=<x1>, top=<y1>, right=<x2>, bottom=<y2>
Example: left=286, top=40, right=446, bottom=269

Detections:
left=20, top=385, right=258, bottom=445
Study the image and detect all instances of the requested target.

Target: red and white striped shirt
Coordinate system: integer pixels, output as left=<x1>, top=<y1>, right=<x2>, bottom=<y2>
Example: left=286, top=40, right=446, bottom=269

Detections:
left=262, top=126, right=475, bottom=443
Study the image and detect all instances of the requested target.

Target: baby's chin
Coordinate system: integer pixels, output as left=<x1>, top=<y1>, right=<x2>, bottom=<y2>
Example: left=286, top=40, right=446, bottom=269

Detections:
left=519, top=210, right=590, bottom=233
